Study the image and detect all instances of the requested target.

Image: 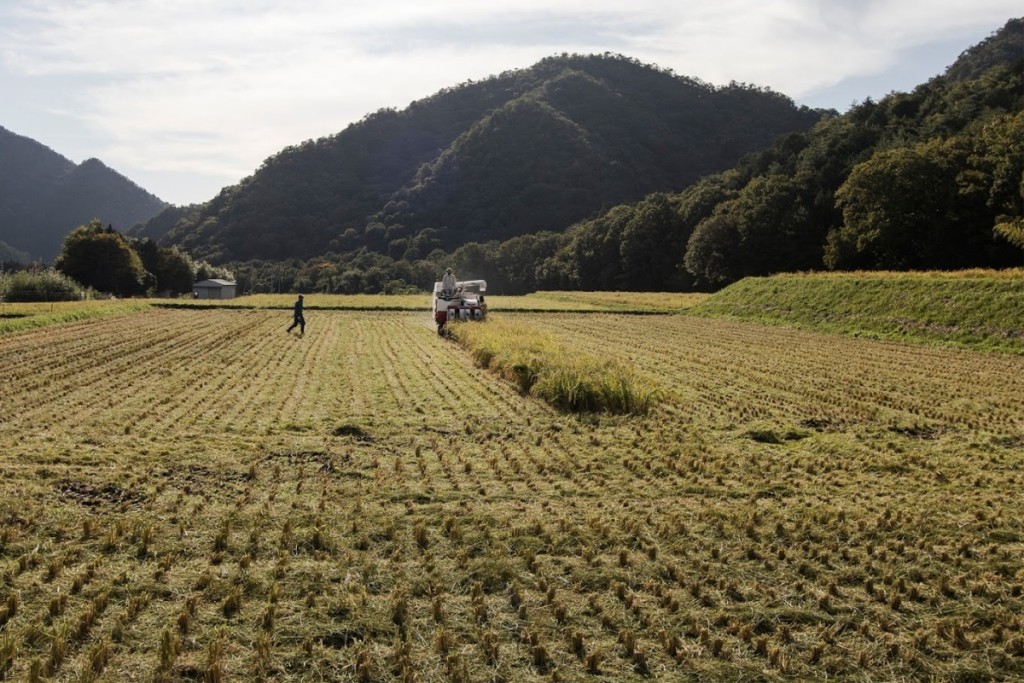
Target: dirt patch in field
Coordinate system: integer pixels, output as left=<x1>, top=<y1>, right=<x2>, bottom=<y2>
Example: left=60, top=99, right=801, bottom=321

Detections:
left=332, top=424, right=373, bottom=441
left=800, top=417, right=838, bottom=432
left=745, top=427, right=811, bottom=444
left=264, top=450, right=364, bottom=477
left=888, top=423, right=942, bottom=440
left=156, top=464, right=252, bottom=494
left=319, top=628, right=368, bottom=648
left=992, top=435, right=1024, bottom=448
left=55, top=481, right=146, bottom=509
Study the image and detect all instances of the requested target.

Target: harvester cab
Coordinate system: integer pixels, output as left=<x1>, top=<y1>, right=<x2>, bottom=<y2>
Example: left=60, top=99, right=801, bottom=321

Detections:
left=433, top=279, right=487, bottom=335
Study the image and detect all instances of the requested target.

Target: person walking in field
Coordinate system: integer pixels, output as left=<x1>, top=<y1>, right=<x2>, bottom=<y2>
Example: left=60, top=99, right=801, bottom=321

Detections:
left=287, top=294, right=305, bottom=335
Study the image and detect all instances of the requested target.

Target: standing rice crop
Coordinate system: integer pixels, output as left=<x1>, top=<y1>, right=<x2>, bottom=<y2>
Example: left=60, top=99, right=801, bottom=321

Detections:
left=449, top=316, right=657, bottom=414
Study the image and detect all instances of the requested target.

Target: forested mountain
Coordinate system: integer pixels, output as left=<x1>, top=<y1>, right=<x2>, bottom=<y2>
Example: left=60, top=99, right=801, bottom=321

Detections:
left=471, top=17, right=1023, bottom=292
left=0, top=127, right=168, bottom=263
left=153, top=54, right=822, bottom=263
left=0, top=240, right=30, bottom=264
left=164, top=18, right=1022, bottom=296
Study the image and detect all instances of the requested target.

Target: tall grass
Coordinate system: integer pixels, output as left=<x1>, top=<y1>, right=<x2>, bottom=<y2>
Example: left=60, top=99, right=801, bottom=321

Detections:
left=449, top=317, right=657, bottom=414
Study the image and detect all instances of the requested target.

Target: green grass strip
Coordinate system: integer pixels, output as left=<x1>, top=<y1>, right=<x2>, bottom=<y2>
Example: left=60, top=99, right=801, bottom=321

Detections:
left=0, top=300, right=151, bottom=335
left=692, top=269, right=1024, bottom=354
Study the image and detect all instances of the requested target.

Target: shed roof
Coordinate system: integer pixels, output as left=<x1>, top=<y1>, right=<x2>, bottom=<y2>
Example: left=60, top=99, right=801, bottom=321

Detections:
left=194, top=279, right=236, bottom=287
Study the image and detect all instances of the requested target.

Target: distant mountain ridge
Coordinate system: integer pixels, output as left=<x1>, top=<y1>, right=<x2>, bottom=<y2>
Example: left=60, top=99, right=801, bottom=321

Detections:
left=153, top=54, right=823, bottom=263
left=0, top=126, right=168, bottom=262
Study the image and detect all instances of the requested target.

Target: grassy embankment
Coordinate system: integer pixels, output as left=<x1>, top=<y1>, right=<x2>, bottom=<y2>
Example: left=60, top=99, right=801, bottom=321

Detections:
left=692, top=269, right=1024, bottom=354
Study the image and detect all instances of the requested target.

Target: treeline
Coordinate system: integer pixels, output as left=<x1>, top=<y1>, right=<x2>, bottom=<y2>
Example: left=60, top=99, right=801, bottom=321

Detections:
left=537, top=23, right=1023, bottom=290
left=223, top=93, right=1022, bottom=298
left=10, top=219, right=232, bottom=299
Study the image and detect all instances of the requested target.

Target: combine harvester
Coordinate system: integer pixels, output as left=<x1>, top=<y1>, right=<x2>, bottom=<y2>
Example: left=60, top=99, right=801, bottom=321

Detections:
left=433, top=279, right=487, bottom=335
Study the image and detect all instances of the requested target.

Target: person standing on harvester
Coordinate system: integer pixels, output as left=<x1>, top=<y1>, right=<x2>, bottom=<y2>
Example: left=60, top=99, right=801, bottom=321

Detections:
left=287, top=294, right=305, bottom=335
left=441, top=268, right=457, bottom=297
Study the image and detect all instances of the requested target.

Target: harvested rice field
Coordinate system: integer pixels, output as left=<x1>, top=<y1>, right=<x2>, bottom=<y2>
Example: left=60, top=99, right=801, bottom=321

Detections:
left=0, top=306, right=1022, bottom=681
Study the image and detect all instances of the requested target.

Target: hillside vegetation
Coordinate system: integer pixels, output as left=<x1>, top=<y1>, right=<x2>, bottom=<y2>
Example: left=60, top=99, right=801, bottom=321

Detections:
left=152, top=53, right=820, bottom=264
left=0, top=127, right=167, bottom=263
left=472, top=18, right=1024, bottom=293
left=692, top=269, right=1024, bottom=354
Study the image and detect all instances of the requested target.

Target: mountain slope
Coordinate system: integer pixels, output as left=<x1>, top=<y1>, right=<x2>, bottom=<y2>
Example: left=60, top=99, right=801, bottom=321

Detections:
left=158, top=53, right=823, bottom=263
left=0, top=127, right=168, bottom=262
left=528, top=17, right=1024, bottom=292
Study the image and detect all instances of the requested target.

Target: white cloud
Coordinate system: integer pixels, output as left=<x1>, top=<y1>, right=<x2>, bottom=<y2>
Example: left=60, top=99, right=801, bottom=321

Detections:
left=1, top=0, right=1019, bottom=204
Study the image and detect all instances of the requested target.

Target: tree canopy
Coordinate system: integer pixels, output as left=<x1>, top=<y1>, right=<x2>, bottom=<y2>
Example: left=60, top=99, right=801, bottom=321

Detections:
left=55, top=219, right=148, bottom=296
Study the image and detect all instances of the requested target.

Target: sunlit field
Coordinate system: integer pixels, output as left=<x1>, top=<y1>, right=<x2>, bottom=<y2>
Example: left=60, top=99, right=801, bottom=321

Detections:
left=155, top=290, right=707, bottom=314
left=159, top=293, right=430, bottom=311
left=0, top=305, right=1022, bottom=681
left=0, top=300, right=149, bottom=335
left=494, top=292, right=708, bottom=313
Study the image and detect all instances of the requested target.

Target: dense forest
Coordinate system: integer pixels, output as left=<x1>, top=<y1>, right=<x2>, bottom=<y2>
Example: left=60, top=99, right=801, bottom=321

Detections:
left=0, top=127, right=168, bottom=263
left=147, top=53, right=822, bottom=265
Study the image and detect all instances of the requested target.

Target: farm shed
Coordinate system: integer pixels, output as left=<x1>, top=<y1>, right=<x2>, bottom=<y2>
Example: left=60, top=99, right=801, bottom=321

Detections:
left=192, top=279, right=237, bottom=300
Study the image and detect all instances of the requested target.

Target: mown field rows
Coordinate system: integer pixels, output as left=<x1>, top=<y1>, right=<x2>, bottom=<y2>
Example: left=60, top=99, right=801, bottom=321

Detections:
left=0, top=308, right=1022, bottom=681
left=521, top=313, right=1024, bottom=433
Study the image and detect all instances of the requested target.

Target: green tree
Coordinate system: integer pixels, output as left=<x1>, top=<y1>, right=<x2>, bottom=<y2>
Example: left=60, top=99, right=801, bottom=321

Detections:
left=827, top=141, right=965, bottom=269
left=494, top=231, right=562, bottom=294
left=683, top=211, right=743, bottom=286
left=828, top=132, right=1015, bottom=270
left=978, top=112, right=1024, bottom=261
left=558, top=204, right=633, bottom=290
left=55, top=220, right=146, bottom=296
left=156, top=247, right=198, bottom=294
left=131, top=238, right=195, bottom=295
left=619, top=194, right=689, bottom=290
left=683, top=174, right=815, bottom=286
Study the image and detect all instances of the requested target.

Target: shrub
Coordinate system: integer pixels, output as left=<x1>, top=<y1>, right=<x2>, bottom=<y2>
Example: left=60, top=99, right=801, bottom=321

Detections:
left=0, top=270, right=84, bottom=302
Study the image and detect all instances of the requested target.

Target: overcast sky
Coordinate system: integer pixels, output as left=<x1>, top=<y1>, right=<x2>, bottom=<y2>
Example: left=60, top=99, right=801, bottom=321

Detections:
left=1, top=1, right=1019, bottom=206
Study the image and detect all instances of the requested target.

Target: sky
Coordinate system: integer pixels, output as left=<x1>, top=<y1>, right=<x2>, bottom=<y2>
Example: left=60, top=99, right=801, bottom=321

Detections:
left=1, top=1, right=1020, bottom=207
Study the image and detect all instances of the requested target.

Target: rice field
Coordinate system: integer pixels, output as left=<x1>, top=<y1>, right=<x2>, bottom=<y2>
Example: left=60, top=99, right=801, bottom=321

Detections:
left=0, top=306, right=1022, bottom=681
left=152, top=290, right=705, bottom=314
